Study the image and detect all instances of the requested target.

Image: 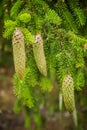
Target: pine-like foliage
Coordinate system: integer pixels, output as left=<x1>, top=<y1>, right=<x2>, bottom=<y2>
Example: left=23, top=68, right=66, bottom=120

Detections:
left=3, top=0, right=87, bottom=120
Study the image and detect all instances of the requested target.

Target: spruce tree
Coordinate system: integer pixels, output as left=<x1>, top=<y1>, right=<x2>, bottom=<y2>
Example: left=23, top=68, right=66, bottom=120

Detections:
left=1, top=0, right=87, bottom=128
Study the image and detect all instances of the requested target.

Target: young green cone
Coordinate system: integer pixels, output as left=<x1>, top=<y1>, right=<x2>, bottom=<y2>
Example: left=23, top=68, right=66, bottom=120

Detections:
left=12, top=28, right=26, bottom=80
left=62, top=75, right=75, bottom=113
left=33, top=34, right=47, bottom=76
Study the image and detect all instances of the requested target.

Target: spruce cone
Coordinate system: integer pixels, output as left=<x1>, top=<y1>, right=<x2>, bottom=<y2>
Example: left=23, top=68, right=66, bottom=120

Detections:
left=12, top=28, right=26, bottom=80
left=33, top=34, right=47, bottom=76
left=62, top=75, right=75, bottom=113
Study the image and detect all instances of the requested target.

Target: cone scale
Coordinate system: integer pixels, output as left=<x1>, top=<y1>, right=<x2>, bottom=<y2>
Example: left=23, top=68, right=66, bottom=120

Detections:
left=12, top=28, right=26, bottom=80
left=33, top=34, right=47, bottom=76
left=62, top=75, right=75, bottom=113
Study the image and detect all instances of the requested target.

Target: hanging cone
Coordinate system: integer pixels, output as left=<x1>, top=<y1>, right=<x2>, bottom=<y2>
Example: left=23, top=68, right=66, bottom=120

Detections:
left=59, top=92, right=63, bottom=112
left=33, top=34, right=47, bottom=76
left=62, top=75, right=75, bottom=113
left=12, top=28, right=26, bottom=80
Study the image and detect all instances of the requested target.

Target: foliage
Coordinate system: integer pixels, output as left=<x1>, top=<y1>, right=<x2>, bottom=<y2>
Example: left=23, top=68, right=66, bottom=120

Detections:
left=1, top=0, right=87, bottom=128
